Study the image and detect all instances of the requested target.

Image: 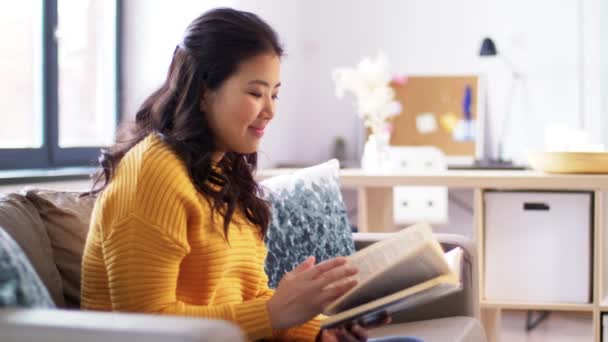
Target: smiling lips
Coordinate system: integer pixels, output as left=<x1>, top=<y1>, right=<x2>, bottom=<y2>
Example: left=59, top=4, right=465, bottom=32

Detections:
left=249, top=126, right=265, bottom=137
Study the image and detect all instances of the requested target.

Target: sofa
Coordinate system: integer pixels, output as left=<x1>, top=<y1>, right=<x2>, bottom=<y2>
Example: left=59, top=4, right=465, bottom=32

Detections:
left=0, top=188, right=486, bottom=341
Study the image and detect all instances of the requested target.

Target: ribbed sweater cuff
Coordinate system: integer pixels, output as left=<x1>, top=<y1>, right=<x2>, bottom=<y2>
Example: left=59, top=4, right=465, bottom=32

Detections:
left=234, top=297, right=274, bottom=340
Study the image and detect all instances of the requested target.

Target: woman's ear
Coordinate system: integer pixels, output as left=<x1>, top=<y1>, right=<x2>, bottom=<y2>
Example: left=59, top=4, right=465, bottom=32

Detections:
left=199, top=85, right=210, bottom=112
left=199, top=96, right=206, bottom=112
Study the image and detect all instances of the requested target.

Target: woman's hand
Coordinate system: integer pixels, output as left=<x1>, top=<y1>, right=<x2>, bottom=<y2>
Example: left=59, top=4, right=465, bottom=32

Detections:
left=316, top=324, right=368, bottom=342
left=267, top=256, right=358, bottom=329
left=316, top=312, right=392, bottom=342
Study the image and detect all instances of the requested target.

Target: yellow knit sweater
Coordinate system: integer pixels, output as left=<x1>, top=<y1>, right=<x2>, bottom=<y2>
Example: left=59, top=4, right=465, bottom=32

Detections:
left=81, top=134, right=320, bottom=341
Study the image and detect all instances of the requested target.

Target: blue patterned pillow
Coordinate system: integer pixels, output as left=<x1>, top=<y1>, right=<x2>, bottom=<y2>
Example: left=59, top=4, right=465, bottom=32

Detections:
left=0, top=226, right=55, bottom=308
left=261, top=159, right=355, bottom=288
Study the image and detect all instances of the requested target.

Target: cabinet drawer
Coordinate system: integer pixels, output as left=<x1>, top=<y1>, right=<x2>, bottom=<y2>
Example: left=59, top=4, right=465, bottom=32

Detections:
left=484, top=191, right=592, bottom=303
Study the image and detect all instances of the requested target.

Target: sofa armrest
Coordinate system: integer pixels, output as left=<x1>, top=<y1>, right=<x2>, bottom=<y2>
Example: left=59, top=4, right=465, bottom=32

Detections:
left=352, top=232, right=479, bottom=323
left=0, top=309, right=245, bottom=342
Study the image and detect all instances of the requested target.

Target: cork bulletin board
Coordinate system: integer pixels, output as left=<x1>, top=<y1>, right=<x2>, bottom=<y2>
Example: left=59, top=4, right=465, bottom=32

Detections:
left=389, top=76, right=479, bottom=158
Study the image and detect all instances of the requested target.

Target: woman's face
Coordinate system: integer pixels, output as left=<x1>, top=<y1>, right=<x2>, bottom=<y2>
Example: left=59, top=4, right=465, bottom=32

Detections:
left=203, top=53, right=281, bottom=161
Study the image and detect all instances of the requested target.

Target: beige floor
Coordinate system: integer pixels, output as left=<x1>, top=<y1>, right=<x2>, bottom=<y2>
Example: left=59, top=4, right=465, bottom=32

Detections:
left=501, top=310, right=593, bottom=342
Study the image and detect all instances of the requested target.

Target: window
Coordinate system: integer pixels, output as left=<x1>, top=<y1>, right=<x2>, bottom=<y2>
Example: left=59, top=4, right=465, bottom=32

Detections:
left=0, top=0, right=121, bottom=169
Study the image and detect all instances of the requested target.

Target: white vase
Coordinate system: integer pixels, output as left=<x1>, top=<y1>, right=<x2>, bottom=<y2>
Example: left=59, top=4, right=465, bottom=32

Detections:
left=361, top=130, right=391, bottom=171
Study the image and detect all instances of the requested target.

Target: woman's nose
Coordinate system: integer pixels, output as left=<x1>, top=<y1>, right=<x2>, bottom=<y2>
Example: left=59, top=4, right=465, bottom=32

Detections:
left=262, top=97, right=275, bottom=120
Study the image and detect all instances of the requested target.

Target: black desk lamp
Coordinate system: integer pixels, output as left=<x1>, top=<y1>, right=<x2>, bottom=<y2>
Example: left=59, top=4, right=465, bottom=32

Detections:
left=479, top=37, right=498, bottom=57
left=473, top=37, right=524, bottom=169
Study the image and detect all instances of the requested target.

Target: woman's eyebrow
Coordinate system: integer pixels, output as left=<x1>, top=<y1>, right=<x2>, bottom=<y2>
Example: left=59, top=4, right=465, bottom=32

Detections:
left=248, top=79, right=281, bottom=88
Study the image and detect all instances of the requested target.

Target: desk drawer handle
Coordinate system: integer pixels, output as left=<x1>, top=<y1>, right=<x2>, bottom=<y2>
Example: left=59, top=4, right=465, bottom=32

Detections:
left=523, top=202, right=550, bottom=211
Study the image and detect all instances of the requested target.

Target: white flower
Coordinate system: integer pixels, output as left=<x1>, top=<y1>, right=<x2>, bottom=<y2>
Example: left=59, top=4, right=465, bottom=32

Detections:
left=332, top=52, right=402, bottom=132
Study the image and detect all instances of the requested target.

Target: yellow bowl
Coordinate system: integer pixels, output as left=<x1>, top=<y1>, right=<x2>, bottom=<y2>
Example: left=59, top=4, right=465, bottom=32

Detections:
left=527, top=151, right=608, bottom=174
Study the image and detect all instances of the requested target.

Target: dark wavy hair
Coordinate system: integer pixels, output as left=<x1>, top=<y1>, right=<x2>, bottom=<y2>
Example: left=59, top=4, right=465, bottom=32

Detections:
left=88, top=8, right=283, bottom=236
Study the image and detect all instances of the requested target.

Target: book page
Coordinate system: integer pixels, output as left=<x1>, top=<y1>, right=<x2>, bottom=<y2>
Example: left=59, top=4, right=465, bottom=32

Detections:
left=331, top=244, right=449, bottom=312
left=348, top=231, right=423, bottom=284
left=325, top=223, right=450, bottom=314
left=444, top=247, right=463, bottom=280
left=347, top=222, right=435, bottom=284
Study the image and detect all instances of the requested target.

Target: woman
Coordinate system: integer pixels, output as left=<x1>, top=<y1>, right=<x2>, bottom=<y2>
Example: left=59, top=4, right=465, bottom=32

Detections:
left=81, top=7, right=418, bottom=342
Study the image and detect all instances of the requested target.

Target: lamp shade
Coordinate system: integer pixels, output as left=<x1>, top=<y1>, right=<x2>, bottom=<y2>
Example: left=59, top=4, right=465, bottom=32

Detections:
left=479, top=37, right=497, bottom=56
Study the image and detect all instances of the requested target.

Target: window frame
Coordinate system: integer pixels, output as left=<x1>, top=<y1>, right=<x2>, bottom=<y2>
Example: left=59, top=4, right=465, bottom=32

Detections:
left=0, top=0, right=122, bottom=170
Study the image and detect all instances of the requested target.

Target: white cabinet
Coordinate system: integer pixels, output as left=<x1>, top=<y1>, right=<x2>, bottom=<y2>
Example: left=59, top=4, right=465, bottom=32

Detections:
left=390, top=146, right=448, bottom=225
left=484, top=191, right=592, bottom=303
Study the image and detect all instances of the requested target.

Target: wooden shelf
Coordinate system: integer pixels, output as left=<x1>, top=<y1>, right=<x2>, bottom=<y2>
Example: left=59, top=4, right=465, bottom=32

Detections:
left=257, top=169, right=608, bottom=190
left=481, top=300, right=594, bottom=312
left=599, top=299, right=608, bottom=311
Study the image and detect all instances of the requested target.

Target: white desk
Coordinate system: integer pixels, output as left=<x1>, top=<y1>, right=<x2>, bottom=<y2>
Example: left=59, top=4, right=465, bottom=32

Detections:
left=258, top=169, right=608, bottom=342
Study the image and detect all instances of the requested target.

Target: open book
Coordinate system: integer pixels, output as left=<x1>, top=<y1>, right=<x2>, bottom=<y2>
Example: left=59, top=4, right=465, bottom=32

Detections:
left=321, top=222, right=463, bottom=329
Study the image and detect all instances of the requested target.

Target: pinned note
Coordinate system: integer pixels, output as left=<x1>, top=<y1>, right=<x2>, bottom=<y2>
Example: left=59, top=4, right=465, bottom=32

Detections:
left=440, top=112, right=458, bottom=133
left=392, top=74, right=408, bottom=85
left=416, top=113, right=438, bottom=134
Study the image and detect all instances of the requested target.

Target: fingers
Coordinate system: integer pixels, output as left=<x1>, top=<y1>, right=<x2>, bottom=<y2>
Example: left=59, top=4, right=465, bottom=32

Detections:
left=297, top=257, right=359, bottom=308
left=313, top=263, right=358, bottom=288
left=292, top=256, right=316, bottom=274
left=319, top=278, right=358, bottom=306
left=336, top=326, right=364, bottom=342
left=319, top=329, right=340, bottom=342
left=358, top=311, right=391, bottom=329
left=321, top=324, right=369, bottom=342
left=347, top=324, right=368, bottom=341
left=303, top=257, right=349, bottom=280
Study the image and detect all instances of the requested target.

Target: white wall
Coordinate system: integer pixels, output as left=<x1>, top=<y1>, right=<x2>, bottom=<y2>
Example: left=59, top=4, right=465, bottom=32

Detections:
left=123, top=0, right=603, bottom=167
left=603, top=0, right=608, bottom=143
left=123, top=0, right=236, bottom=121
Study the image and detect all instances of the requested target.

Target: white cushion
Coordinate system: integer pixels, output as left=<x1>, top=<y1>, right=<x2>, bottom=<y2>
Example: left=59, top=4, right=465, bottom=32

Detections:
left=0, top=308, right=244, bottom=342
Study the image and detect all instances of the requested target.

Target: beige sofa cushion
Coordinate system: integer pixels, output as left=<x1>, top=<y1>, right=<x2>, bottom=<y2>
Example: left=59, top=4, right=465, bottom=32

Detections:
left=25, top=190, right=95, bottom=308
left=0, top=193, right=65, bottom=307
left=369, top=316, right=486, bottom=342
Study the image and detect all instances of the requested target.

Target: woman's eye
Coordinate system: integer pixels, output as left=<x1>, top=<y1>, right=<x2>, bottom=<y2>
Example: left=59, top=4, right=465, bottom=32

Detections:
left=249, top=92, right=278, bottom=100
